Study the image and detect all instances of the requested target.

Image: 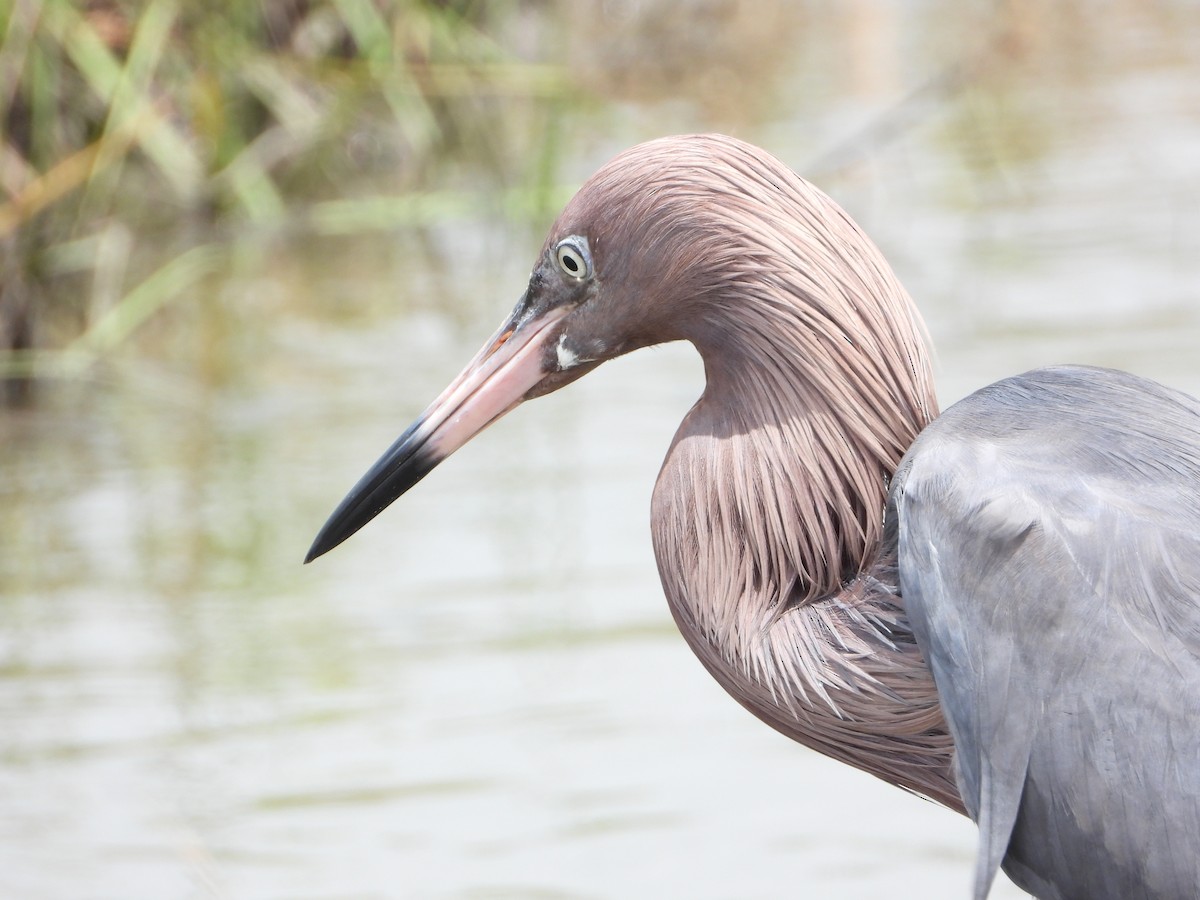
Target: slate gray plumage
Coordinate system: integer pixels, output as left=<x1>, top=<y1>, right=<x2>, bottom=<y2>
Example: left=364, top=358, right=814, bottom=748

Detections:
left=895, top=365, right=1200, bottom=899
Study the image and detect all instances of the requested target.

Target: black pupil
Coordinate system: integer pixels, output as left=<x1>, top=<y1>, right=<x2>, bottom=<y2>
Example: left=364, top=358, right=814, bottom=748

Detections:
left=562, top=252, right=579, bottom=273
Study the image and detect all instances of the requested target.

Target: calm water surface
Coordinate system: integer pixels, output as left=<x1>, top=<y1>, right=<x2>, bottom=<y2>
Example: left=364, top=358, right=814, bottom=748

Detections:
left=3, top=5, right=1200, bottom=898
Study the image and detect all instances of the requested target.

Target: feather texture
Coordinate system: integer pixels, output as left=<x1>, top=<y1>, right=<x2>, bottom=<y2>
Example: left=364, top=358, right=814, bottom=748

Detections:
left=562, top=136, right=964, bottom=810
left=896, top=366, right=1200, bottom=899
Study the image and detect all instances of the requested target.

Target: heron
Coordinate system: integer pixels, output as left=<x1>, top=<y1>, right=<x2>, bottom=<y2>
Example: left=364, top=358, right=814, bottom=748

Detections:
left=305, top=134, right=1200, bottom=899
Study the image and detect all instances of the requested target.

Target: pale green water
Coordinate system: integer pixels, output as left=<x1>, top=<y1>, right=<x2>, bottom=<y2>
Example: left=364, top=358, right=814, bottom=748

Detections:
left=3, top=4, right=1200, bottom=898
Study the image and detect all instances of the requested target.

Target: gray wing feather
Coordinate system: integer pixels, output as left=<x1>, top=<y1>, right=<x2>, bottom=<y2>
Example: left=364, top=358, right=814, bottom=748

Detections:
left=892, top=366, right=1200, bottom=900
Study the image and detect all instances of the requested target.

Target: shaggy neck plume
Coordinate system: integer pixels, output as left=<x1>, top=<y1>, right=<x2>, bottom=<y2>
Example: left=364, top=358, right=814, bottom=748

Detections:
left=646, top=162, right=961, bottom=809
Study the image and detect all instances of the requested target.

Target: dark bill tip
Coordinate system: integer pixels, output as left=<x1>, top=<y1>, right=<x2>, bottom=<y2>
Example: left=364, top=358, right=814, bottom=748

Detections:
left=304, top=303, right=570, bottom=565
left=304, top=420, right=441, bottom=564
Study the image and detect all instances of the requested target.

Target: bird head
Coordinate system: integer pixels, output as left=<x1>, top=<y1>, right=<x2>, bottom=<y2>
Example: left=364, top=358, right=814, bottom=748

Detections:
left=305, top=135, right=738, bottom=562
left=304, top=133, right=932, bottom=563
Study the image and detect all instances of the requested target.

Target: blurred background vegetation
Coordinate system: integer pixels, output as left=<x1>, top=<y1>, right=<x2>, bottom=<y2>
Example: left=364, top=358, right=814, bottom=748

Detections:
left=0, top=0, right=597, bottom=403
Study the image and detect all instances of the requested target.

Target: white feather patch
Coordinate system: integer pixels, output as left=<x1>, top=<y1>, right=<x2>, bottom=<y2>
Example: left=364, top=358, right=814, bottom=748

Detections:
left=556, top=335, right=580, bottom=370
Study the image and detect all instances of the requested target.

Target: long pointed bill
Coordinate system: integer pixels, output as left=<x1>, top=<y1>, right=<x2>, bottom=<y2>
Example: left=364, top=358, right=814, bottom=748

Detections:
left=305, top=305, right=570, bottom=563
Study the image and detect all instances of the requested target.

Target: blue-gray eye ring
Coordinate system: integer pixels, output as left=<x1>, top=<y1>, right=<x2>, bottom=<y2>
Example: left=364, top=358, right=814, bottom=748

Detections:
left=555, top=238, right=590, bottom=279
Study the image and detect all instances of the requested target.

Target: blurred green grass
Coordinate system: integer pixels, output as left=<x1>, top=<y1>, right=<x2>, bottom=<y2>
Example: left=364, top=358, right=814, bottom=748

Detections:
left=0, top=0, right=576, bottom=397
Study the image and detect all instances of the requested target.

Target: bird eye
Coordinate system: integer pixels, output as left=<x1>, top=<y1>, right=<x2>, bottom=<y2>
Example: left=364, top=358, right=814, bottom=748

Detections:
left=555, top=237, right=591, bottom=280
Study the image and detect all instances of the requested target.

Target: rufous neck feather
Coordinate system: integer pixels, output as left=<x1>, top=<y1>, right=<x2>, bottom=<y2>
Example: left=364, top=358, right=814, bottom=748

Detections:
left=636, top=136, right=954, bottom=807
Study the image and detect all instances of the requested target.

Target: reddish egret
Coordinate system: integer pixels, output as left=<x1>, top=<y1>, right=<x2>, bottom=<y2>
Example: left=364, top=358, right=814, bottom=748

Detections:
left=307, top=134, right=1200, bottom=899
